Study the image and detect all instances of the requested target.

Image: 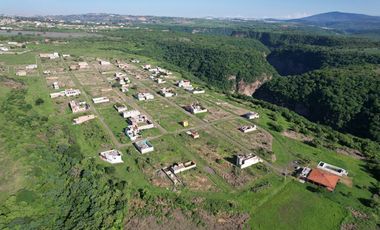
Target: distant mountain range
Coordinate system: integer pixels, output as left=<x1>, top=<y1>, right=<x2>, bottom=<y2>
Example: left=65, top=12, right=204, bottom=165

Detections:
left=286, top=12, right=380, bottom=34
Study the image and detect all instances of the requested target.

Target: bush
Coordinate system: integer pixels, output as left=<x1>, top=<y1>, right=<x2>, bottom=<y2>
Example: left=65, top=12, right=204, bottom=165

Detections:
left=267, top=121, right=284, bottom=132
left=35, top=98, right=44, bottom=106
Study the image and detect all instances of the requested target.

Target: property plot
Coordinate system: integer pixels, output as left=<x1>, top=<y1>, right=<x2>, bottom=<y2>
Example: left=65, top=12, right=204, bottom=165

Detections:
left=98, top=106, right=130, bottom=144
left=75, top=72, right=107, bottom=86
left=213, top=118, right=273, bottom=153
left=40, top=59, right=66, bottom=74
left=135, top=135, right=217, bottom=192
left=138, top=98, right=201, bottom=132
left=45, top=75, right=76, bottom=89
left=181, top=128, right=266, bottom=188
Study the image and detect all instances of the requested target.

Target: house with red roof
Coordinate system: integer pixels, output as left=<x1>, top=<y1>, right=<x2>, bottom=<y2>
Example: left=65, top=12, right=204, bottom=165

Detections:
left=307, top=168, right=340, bottom=191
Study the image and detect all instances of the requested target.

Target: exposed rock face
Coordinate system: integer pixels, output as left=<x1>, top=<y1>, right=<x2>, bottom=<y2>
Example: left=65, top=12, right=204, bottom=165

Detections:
left=236, top=75, right=271, bottom=96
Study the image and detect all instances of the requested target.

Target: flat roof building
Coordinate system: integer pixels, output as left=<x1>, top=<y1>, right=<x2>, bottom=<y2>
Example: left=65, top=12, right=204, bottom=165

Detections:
left=99, top=149, right=123, bottom=164
left=134, top=140, right=154, bottom=154
left=236, top=154, right=263, bottom=169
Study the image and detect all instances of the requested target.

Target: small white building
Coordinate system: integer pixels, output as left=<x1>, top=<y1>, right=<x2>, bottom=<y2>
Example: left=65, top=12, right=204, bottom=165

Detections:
left=125, top=125, right=140, bottom=141
left=39, top=52, right=59, bottom=60
left=134, top=140, right=154, bottom=154
left=52, top=82, right=60, bottom=90
left=170, top=161, right=197, bottom=174
left=185, top=103, right=207, bottom=114
left=114, top=104, right=128, bottom=113
left=159, top=88, right=176, bottom=98
left=135, top=92, right=154, bottom=101
left=25, top=64, right=38, bottom=70
left=236, top=154, right=263, bottom=169
left=317, top=161, right=348, bottom=177
left=122, top=110, right=140, bottom=118
left=78, top=62, right=89, bottom=69
left=239, top=125, right=257, bottom=133
left=244, top=112, right=260, bottom=120
left=127, top=114, right=154, bottom=130
left=73, top=115, right=96, bottom=125
left=177, top=80, right=192, bottom=88
left=99, top=150, right=123, bottom=164
left=16, top=70, right=27, bottom=76
left=155, top=78, right=166, bottom=84
left=69, top=100, right=90, bottom=113
left=92, top=97, right=110, bottom=104
left=50, top=89, right=81, bottom=98
left=189, top=88, right=205, bottom=94
left=99, top=59, right=111, bottom=66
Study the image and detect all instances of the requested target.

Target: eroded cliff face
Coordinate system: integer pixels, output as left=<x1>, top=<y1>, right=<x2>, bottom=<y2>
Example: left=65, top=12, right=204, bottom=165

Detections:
left=235, top=74, right=272, bottom=96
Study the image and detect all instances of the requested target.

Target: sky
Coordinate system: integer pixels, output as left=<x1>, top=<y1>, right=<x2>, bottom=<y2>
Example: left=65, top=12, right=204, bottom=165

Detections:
left=1, top=0, right=380, bottom=19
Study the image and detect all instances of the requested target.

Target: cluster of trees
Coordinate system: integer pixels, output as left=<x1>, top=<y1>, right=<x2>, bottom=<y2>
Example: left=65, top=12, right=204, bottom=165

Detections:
left=108, top=30, right=276, bottom=91
left=254, top=65, right=380, bottom=142
left=0, top=87, right=127, bottom=229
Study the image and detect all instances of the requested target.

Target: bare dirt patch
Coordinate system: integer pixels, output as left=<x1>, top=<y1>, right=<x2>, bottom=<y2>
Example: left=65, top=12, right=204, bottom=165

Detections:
left=336, top=147, right=365, bottom=160
left=282, top=130, right=313, bottom=142
left=340, top=176, right=353, bottom=187
left=0, top=77, right=24, bottom=89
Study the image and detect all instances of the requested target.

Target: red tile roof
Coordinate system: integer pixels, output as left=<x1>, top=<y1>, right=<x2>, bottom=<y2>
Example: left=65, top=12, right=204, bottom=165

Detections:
left=307, top=168, right=340, bottom=191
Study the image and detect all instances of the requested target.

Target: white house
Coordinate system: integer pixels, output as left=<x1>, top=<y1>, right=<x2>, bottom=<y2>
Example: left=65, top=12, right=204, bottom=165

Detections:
left=170, top=161, right=197, bottom=174
left=99, top=150, right=123, bottom=164
left=185, top=103, right=207, bottom=114
left=134, top=140, right=154, bottom=154
left=135, top=92, right=154, bottom=101
left=236, top=154, right=263, bottom=169
left=239, top=125, right=257, bottom=133
left=159, top=88, right=176, bottom=98
left=317, top=161, right=348, bottom=177
left=73, top=115, right=96, bottom=125
left=92, top=97, right=110, bottom=104
left=122, top=110, right=141, bottom=118
left=114, top=104, right=128, bottom=113
left=243, top=112, right=260, bottom=120
left=25, top=64, right=38, bottom=70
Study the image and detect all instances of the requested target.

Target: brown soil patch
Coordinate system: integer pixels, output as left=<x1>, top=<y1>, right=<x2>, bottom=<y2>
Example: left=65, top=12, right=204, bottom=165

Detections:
left=336, top=147, right=365, bottom=160
left=340, top=176, right=353, bottom=187
left=282, top=130, right=313, bottom=142
left=199, top=210, right=250, bottom=230
left=0, top=77, right=24, bottom=89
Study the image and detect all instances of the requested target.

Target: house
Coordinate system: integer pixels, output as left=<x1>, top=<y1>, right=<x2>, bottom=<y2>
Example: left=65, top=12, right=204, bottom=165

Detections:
left=114, top=103, right=128, bottom=113
left=52, top=82, right=60, bottom=90
left=92, top=97, right=110, bottom=104
left=186, top=130, right=200, bottom=139
left=155, top=78, right=166, bottom=84
left=62, top=54, right=71, bottom=58
left=64, top=89, right=81, bottom=97
left=135, top=92, right=154, bottom=101
left=159, top=88, right=176, bottom=98
left=188, top=88, right=205, bottom=94
left=239, top=125, right=257, bottom=133
left=317, top=161, right=348, bottom=177
left=115, top=72, right=127, bottom=79
left=99, top=149, right=123, bottom=164
left=181, top=120, right=189, bottom=127
left=39, top=52, right=59, bottom=59
left=50, top=89, right=81, bottom=98
left=134, top=140, right=154, bottom=154
left=73, top=115, right=96, bottom=125
left=16, top=70, right=27, bottom=76
left=122, top=110, right=141, bottom=118
left=170, top=161, right=197, bottom=174
left=131, top=59, right=140, bottom=63
left=142, top=64, right=151, bottom=70
left=69, top=100, right=90, bottom=113
left=185, top=103, right=207, bottom=114
left=98, top=59, right=111, bottom=66
left=243, top=112, right=260, bottom=120
left=121, top=85, right=129, bottom=93
left=78, top=62, right=89, bottom=69
left=125, top=125, right=140, bottom=141
left=307, top=168, right=340, bottom=191
left=236, top=154, right=263, bottom=169
left=25, top=64, right=38, bottom=70
left=177, top=80, right=192, bottom=88
left=43, top=70, right=51, bottom=75
left=127, top=114, right=154, bottom=130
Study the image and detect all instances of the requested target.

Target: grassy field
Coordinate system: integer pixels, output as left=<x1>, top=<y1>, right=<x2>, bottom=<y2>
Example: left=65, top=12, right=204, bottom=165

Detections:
left=0, top=37, right=378, bottom=229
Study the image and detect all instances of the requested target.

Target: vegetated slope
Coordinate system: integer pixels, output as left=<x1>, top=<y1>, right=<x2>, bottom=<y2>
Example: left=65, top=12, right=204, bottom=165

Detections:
left=254, top=65, right=380, bottom=142
left=111, top=30, right=276, bottom=93
left=0, top=79, right=128, bottom=229
left=267, top=47, right=380, bottom=76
